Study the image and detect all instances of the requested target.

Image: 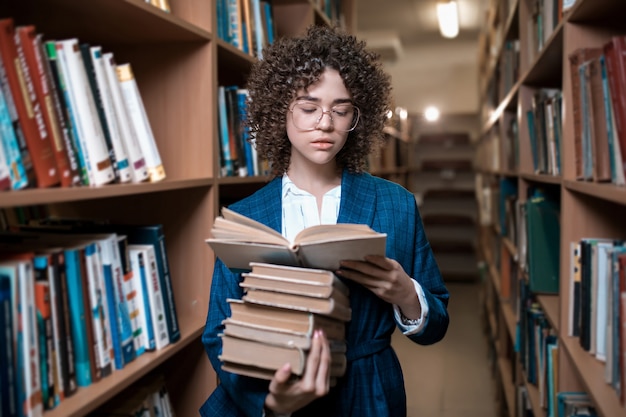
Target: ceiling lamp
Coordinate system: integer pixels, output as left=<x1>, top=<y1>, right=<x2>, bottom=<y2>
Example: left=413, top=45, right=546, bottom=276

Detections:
left=437, top=1, right=459, bottom=39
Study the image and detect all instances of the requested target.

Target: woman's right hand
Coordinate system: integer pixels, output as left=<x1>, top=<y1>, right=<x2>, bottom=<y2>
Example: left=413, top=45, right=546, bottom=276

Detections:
left=264, top=329, right=331, bottom=415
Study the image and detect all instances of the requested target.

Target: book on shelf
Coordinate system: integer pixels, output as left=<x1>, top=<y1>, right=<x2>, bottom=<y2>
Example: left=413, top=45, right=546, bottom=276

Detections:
left=43, top=40, right=89, bottom=186
left=604, top=36, right=626, bottom=184
left=127, top=246, right=157, bottom=353
left=525, top=190, right=560, bottom=294
left=0, top=18, right=58, bottom=188
left=206, top=207, right=387, bottom=271
left=102, top=52, right=149, bottom=184
left=79, top=43, right=130, bottom=184
left=116, top=62, right=165, bottom=183
left=0, top=255, right=44, bottom=417
left=0, top=269, right=18, bottom=416
left=56, top=38, right=116, bottom=186
left=128, top=244, right=170, bottom=351
left=16, top=25, right=76, bottom=188
left=14, top=219, right=181, bottom=344
left=0, top=71, right=29, bottom=190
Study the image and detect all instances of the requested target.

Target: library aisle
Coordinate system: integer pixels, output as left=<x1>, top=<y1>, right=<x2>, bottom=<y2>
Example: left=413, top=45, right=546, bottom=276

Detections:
left=393, top=281, right=498, bottom=417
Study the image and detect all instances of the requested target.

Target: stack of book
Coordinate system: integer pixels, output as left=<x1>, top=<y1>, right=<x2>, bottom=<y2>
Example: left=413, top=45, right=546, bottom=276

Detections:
left=219, top=262, right=351, bottom=382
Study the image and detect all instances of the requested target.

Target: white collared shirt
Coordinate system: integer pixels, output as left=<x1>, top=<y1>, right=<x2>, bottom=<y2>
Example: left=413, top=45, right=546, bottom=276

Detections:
left=280, top=175, right=428, bottom=334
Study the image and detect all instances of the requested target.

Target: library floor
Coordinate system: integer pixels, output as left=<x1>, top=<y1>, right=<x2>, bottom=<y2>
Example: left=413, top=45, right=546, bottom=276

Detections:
left=392, top=280, right=499, bottom=417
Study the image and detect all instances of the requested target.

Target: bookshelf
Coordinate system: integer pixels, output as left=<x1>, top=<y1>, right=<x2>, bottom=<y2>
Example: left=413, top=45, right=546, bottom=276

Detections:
left=477, top=0, right=626, bottom=416
left=0, top=0, right=354, bottom=416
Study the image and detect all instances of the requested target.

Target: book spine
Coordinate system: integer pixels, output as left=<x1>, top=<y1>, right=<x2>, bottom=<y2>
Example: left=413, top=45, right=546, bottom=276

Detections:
left=143, top=246, right=170, bottom=350
left=33, top=255, right=56, bottom=410
left=52, top=42, right=93, bottom=185
left=99, top=238, right=124, bottom=370
left=47, top=252, right=68, bottom=403
left=116, top=63, right=165, bottom=183
left=0, top=132, right=12, bottom=190
left=129, top=248, right=155, bottom=351
left=127, top=226, right=180, bottom=343
left=36, top=34, right=82, bottom=187
left=45, top=41, right=89, bottom=185
left=79, top=43, right=122, bottom=184
left=18, top=260, right=44, bottom=416
left=17, top=26, right=73, bottom=187
left=218, top=86, right=234, bottom=176
left=84, top=242, right=113, bottom=379
left=57, top=38, right=115, bottom=186
left=0, top=272, right=18, bottom=417
left=0, top=77, right=28, bottom=189
left=90, top=46, right=132, bottom=183
left=0, top=19, right=59, bottom=187
left=102, top=53, right=148, bottom=183
left=126, top=249, right=150, bottom=354
left=114, top=236, right=136, bottom=365
left=63, top=248, right=92, bottom=387
left=55, top=251, right=77, bottom=396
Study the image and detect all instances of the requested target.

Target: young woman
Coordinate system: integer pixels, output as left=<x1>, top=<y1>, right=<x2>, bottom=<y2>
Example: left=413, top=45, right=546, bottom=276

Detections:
left=201, top=25, right=450, bottom=417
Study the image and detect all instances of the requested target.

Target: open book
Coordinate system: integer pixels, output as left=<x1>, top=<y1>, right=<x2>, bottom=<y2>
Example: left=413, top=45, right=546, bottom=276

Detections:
left=206, top=207, right=387, bottom=271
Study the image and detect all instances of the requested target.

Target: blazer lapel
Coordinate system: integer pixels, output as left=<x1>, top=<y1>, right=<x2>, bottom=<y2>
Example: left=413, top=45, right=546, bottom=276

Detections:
left=338, top=170, right=377, bottom=226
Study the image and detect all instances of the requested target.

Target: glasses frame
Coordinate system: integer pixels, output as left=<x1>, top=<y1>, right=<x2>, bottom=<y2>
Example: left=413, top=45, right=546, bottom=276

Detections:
left=289, top=101, right=361, bottom=132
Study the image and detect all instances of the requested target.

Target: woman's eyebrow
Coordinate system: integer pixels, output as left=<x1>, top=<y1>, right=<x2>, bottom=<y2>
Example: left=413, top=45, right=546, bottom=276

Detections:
left=294, top=95, right=353, bottom=104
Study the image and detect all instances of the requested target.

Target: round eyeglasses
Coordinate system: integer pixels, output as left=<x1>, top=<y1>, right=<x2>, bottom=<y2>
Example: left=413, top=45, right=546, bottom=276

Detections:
left=289, top=102, right=360, bottom=132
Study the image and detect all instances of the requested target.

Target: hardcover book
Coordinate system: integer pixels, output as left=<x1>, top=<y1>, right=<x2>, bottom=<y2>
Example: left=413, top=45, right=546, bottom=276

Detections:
left=206, top=207, right=386, bottom=271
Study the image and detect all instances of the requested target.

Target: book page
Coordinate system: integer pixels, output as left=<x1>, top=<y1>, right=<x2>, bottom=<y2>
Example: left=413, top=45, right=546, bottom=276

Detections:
left=221, top=207, right=286, bottom=241
left=293, top=223, right=382, bottom=245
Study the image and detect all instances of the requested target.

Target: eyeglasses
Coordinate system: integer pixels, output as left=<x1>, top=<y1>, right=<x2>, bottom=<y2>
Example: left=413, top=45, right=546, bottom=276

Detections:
left=289, top=102, right=360, bottom=132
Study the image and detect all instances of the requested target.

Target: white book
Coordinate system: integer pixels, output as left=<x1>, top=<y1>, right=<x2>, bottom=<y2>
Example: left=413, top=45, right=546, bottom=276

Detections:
left=84, top=242, right=114, bottom=377
left=116, top=63, right=166, bottom=183
left=90, top=46, right=132, bottom=183
left=102, top=53, right=149, bottom=183
left=16, top=260, right=44, bottom=417
left=128, top=244, right=169, bottom=350
left=57, top=39, right=115, bottom=186
left=128, top=247, right=156, bottom=352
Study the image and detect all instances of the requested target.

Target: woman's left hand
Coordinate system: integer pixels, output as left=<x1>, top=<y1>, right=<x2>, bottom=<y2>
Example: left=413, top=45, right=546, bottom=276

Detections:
left=337, top=255, right=421, bottom=320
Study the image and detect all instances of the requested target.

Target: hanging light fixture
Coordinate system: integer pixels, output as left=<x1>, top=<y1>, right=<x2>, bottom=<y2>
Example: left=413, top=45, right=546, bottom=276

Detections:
left=437, top=0, right=459, bottom=39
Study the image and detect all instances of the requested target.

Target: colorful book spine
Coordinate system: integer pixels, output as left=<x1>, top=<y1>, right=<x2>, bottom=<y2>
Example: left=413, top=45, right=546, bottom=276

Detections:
left=90, top=46, right=132, bottom=183
left=0, top=66, right=28, bottom=190
left=125, top=225, right=180, bottom=343
left=64, top=248, right=92, bottom=387
left=140, top=245, right=169, bottom=350
left=128, top=248, right=155, bottom=351
left=33, top=255, right=56, bottom=410
left=0, top=18, right=58, bottom=188
left=83, top=242, right=113, bottom=379
left=57, top=38, right=115, bottom=186
left=102, top=53, right=149, bottom=183
left=116, top=63, right=165, bottom=183
left=115, top=236, right=136, bottom=365
left=17, top=25, right=74, bottom=187
left=0, top=270, right=18, bottom=417
left=218, top=86, right=234, bottom=176
left=44, top=41, right=89, bottom=186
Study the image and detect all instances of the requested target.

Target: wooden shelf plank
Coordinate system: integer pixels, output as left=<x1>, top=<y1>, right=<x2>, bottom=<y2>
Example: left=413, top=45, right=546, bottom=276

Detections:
left=537, top=294, right=559, bottom=332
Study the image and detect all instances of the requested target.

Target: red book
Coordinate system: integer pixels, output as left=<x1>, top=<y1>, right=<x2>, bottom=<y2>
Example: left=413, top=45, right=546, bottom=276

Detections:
left=0, top=18, right=59, bottom=188
left=603, top=36, right=626, bottom=182
left=16, top=25, right=75, bottom=187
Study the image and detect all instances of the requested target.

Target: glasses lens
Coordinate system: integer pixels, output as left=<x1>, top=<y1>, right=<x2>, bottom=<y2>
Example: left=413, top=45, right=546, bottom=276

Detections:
left=291, top=103, right=359, bottom=132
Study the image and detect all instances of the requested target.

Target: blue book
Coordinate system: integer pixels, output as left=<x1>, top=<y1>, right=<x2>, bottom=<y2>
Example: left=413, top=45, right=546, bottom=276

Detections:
left=237, top=89, right=255, bottom=176
left=0, top=271, right=18, bottom=417
left=218, top=86, right=234, bottom=176
left=0, top=75, right=28, bottom=190
left=64, top=247, right=92, bottom=387
left=262, top=1, right=275, bottom=45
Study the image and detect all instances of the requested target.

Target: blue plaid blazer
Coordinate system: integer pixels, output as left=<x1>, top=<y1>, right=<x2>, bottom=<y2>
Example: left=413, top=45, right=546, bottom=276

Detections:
left=200, top=171, right=450, bottom=417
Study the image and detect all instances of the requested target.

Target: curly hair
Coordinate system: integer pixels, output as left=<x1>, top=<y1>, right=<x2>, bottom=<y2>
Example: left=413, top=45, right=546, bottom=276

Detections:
left=245, top=25, right=392, bottom=176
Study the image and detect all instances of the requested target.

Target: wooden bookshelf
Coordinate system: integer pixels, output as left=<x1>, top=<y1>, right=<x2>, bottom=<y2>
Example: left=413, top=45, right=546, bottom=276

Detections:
left=0, top=0, right=354, bottom=416
left=477, top=0, right=626, bottom=416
